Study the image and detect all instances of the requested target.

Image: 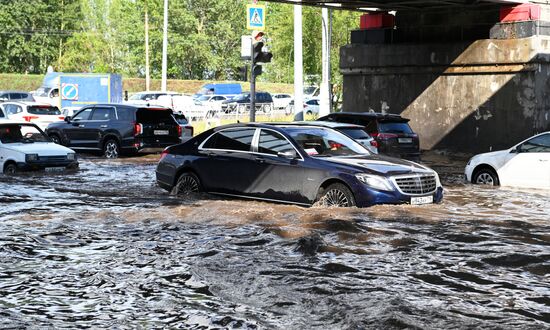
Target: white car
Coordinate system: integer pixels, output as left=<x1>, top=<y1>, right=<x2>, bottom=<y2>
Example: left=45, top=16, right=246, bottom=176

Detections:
left=272, top=93, right=293, bottom=110
left=465, top=131, right=550, bottom=188
left=0, top=101, right=64, bottom=131
left=304, top=98, right=320, bottom=115
left=125, top=91, right=180, bottom=106
left=0, top=122, right=78, bottom=174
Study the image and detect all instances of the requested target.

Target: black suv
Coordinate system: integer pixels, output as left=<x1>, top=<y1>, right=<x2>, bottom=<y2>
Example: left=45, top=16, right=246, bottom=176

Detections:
left=46, top=104, right=181, bottom=158
left=221, top=92, right=273, bottom=113
left=317, top=112, right=420, bottom=159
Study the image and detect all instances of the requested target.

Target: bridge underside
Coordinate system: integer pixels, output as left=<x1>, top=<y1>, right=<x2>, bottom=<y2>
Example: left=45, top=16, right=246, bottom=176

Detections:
left=265, top=0, right=550, bottom=153
left=264, top=0, right=528, bottom=12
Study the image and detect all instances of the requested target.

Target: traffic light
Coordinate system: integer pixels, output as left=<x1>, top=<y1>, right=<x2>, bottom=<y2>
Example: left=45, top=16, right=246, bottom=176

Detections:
left=239, top=65, right=248, bottom=82
left=252, top=41, right=273, bottom=65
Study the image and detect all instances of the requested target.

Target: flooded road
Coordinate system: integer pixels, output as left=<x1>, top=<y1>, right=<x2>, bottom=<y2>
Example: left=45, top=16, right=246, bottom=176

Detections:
left=0, top=153, right=549, bottom=328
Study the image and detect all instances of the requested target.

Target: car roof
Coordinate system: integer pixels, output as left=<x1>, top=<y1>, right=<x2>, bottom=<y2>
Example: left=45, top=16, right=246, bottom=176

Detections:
left=1, top=101, right=54, bottom=107
left=84, top=103, right=172, bottom=110
left=0, top=90, right=31, bottom=93
left=0, top=120, right=38, bottom=125
left=287, top=121, right=365, bottom=129
left=210, top=122, right=345, bottom=132
left=133, top=91, right=179, bottom=94
left=324, top=112, right=408, bottom=121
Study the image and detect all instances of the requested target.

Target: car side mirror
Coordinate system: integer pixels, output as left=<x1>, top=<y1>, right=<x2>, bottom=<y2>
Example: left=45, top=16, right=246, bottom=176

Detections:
left=64, top=116, right=71, bottom=122
left=511, top=145, right=522, bottom=153
left=278, top=150, right=297, bottom=159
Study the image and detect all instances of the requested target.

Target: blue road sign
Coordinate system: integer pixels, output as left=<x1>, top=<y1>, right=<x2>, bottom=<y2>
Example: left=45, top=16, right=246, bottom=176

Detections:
left=61, top=83, right=79, bottom=101
left=247, top=4, right=265, bottom=31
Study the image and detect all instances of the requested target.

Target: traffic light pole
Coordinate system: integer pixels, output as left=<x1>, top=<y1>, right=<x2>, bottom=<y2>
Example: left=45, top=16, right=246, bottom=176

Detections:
left=250, top=50, right=256, bottom=122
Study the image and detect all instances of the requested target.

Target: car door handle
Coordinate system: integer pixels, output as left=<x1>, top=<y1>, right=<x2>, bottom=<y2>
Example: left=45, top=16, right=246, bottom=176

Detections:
left=100, top=125, right=108, bottom=128
left=78, top=124, right=85, bottom=128
left=255, top=157, right=265, bottom=163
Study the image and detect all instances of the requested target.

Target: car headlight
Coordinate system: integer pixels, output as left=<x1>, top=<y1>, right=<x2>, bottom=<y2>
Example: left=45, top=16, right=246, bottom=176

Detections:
left=434, top=172, right=442, bottom=187
left=67, top=153, right=76, bottom=161
left=25, top=154, right=38, bottom=162
left=355, top=173, right=394, bottom=191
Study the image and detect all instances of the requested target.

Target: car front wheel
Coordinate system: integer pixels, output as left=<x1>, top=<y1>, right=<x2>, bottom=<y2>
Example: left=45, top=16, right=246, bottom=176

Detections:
left=49, top=134, right=62, bottom=145
left=3, top=163, right=17, bottom=175
left=318, top=183, right=356, bottom=207
left=473, top=168, right=499, bottom=186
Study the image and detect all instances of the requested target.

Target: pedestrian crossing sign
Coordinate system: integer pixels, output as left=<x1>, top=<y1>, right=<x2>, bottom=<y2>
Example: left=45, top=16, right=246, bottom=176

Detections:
left=247, top=4, right=266, bottom=31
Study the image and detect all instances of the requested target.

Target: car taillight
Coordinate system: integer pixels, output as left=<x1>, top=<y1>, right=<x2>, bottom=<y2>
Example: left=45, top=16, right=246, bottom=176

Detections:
left=160, top=148, right=170, bottom=160
left=372, top=133, right=398, bottom=139
left=22, top=116, right=39, bottom=122
left=134, top=122, right=143, bottom=136
left=58, top=116, right=65, bottom=120
left=177, top=125, right=182, bottom=136
left=370, top=140, right=379, bottom=148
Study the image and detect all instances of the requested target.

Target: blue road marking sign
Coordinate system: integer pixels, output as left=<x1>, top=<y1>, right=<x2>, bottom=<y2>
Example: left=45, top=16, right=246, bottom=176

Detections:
left=247, top=4, right=265, bottom=31
left=61, top=83, right=79, bottom=101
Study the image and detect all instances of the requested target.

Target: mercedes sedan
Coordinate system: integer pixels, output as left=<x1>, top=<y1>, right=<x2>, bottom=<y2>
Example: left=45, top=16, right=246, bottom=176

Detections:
left=156, top=123, right=443, bottom=207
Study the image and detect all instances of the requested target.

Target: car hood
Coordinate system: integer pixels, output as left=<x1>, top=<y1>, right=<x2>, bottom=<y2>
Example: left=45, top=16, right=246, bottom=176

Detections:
left=470, top=149, right=509, bottom=163
left=2, top=142, right=74, bottom=155
left=321, top=154, right=434, bottom=176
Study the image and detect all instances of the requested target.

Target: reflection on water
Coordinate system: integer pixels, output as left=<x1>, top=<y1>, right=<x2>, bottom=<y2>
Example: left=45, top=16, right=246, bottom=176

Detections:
left=0, top=154, right=549, bottom=328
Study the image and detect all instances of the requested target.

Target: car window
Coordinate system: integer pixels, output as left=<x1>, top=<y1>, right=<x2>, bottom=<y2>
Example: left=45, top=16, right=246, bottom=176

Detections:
left=338, top=128, right=371, bottom=140
left=0, top=109, right=4, bottom=118
left=520, top=134, right=550, bottom=153
left=91, top=107, right=115, bottom=120
left=4, top=104, right=23, bottom=115
left=116, top=108, right=134, bottom=121
left=72, top=108, right=92, bottom=121
left=28, top=105, right=61, bottom=115
left=283, top=127, right=369, bottom=157
left=379, top=122, right=413, bottom=134
left=202, top=128, right=255, bottom=152
left=258, top=129, right=295, bottom=155
left=136, top=108, right=176, bottom=125
left=213, top=96, right=225, bottom=101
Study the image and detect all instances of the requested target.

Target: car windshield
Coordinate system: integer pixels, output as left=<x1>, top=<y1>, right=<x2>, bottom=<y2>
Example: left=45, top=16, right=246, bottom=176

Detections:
left=129, top=93, right=147, bottom=101
left=232, top=93, right=249, bottom=101
left=0, top=124, right=49, bottom=143
left=28, top=105, right=61, bottom=115
left=198, top=95, right=211, bottom=101
left=33, top=87, right=51, bottom=97
left=282, top=126, right=370, bottom=157
left=379, top=122, right=413, bottom=134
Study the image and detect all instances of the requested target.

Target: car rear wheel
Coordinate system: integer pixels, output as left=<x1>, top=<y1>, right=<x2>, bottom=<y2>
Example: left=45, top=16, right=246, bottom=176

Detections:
left=3, top=163, right=17, bottom=175
left=306, top=110, right=313, bottom=116
left=103, top=139, right=120, bottom=159
left=318, top=183, right=356, bottom=207
left=473, top=168, right=499, bottom=186
left=174, top=172, right=201, bottom=195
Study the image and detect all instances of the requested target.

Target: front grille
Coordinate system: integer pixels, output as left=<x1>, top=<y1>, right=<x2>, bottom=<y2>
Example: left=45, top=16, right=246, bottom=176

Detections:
left=393, top=174, right=437, bottom=195
left=38, top=156, right=67, bottom=162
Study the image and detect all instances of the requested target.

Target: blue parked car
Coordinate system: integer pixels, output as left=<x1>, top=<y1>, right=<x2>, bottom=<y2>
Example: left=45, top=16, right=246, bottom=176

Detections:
left=155, top=123, right=443, bottom=207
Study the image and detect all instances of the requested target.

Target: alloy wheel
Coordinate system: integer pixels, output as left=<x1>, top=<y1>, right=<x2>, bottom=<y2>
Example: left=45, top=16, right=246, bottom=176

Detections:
left=476, top=172, right=494, bottom=185
left=176, top=175, right=200, bottom=195
left=104, top=141, right=119, bottom=159
left=322, top=188, right=351, bottom=207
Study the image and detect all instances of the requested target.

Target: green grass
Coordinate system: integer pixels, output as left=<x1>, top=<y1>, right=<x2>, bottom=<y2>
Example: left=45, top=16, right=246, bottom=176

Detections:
left=0, top=73, right=293, bottom=95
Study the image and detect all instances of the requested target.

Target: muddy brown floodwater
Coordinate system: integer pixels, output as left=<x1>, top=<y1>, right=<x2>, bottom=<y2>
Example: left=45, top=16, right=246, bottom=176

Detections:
left=0, top=152, right=549, bottom=329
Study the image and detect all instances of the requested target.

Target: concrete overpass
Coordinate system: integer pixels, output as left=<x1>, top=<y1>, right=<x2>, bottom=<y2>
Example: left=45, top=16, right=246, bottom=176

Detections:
left=265, top=0, right=550, bottom=153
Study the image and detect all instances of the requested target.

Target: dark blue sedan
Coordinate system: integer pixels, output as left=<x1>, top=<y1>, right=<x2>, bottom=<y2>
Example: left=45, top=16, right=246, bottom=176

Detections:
left=155, top=123, right=443, bottom=207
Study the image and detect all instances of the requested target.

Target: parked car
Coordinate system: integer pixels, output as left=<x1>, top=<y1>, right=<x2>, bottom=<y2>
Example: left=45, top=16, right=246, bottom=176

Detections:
left=317, top=112, right=420, bottom=160
left=304, top=99, right=320, bottom=115
left=45, top=104, right=182, bottom=158
left=0, top=90, right=35, bottom=102
left=272, top=93, right=293, bottom=110
left=303, top=86, right=319, bottom=100
left=221, top=92, right=274, bottom=114
left=156, top=123, right=443, bottom=207
left=290, top=121, right=378, bottom=154
left=0, top=122, right=77, bottom=174
left=465, top=132, right=550, bottom=188
left=173, top=112, right=194, bottom=142
left=0, top=101, right=64, bottom=131
left=125, top=91, right=180, bottom=106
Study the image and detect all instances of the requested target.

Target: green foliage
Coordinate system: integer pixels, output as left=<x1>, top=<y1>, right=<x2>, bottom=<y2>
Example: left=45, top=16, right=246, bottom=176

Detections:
left=0, top=1, right=360, bottom=85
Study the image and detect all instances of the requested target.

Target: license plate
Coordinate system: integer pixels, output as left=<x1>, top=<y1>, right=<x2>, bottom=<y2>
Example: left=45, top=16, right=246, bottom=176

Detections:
left=45, top=167, right=65, bottom=172
left=398, top=138, right=413, bottom=143
left=154, top=130, right=169, bottom=135
left=411, top=195, right=433, bottom=205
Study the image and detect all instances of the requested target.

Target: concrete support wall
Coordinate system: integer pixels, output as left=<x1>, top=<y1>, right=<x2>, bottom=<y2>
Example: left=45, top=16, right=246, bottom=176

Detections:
left=341, top=7, right=550, bottom=153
